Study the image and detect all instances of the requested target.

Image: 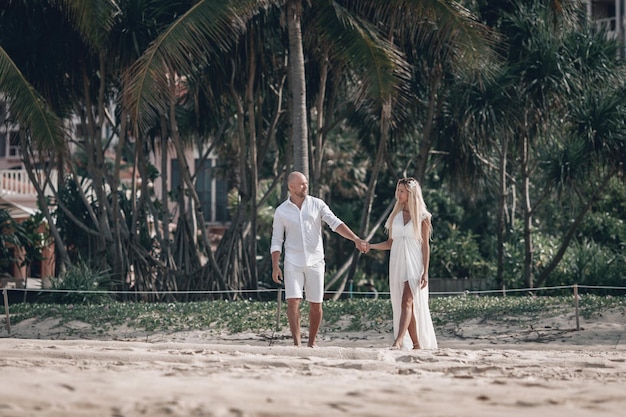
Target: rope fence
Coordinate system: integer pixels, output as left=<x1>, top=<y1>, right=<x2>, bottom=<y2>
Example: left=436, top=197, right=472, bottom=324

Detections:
left=2, top=283, right=625, bottom=296
left=2, top=283, right=625, bottom=334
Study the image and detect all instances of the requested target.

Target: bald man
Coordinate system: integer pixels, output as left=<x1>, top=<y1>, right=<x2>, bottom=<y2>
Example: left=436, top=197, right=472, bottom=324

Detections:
left=270, top=171, right=366, bottom=347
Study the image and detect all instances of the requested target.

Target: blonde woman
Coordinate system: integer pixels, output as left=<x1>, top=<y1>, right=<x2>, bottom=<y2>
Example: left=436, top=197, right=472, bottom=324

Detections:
left=364, top=178, right=438, bottom=350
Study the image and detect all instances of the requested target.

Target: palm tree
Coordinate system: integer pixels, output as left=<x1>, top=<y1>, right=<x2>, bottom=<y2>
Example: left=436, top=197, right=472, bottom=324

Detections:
left=0, top=2, right=71, bottom=269
left=0, top=0, right=510, bottom=296
left=332, top=1, right=496, bottom=296
left=452, top=0, right=625, bottom=289
left=0, top=48, right=65, bottom=154
left=123, top=0, right=482, bottom=296
left=487, top=0, right=581, bottom=288
left=448, top=66, right=519, bottom=290
left=534, top=22, right=626, bottom=287
left=1, top=0, right=204, bottom=295
left=125, top=0, right=412, bottom=178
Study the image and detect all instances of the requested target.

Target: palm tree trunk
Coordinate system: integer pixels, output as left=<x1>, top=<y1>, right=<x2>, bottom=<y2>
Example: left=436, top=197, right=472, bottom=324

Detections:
left=360, top=100, right=391, bottom=239
left=246, top=33, right=259, bottom=292
left=415, top=67, right=441, bottom=182
left=167, top=81, right=229, bottom=297
left=333, top=99, right=391, bottom=300
left=286, top=0, right=308, bottom=177
left=311, top=50, right=329, bottom=197
left=111, top=90, right=130, bottom=281
left=521, top=132, right=533, bottom=288
left=19, top=134, right=70, bottom=268
left=496, top=136, right=508, bottom=291
left=80, top=60, right=113, bottom=247
left=160, top=116, right=172, bottom=266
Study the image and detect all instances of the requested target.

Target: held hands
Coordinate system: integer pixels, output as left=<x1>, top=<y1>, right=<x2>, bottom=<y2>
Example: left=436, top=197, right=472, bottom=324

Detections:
left=355, top=239, right=370, bottom=254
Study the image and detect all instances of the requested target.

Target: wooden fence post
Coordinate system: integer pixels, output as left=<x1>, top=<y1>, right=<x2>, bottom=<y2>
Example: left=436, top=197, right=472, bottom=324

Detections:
left=3, top=288, right=10, bottom=334
left=573, top=284, right=580, bottom=331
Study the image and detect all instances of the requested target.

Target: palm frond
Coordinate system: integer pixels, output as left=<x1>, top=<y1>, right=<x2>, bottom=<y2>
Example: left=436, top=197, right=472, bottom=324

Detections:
left=124, top=0, right=279, bottom=135
left=0, top=47, right=65, bottom=153
left=543, top=134, right=587, bottom=191
left=312, top=1, right=412, bottom=122
left=570, top=85, right=626, bottom=162
left=361, top=0, right=498, bottom=75
left=59, top=0, right=121, bottom=50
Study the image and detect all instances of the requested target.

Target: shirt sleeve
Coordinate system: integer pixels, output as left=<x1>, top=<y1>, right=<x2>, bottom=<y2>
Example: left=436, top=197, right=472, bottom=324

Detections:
left=270, top=207, right=284, bottom=254
left=319, top=199, right=344, bottom=231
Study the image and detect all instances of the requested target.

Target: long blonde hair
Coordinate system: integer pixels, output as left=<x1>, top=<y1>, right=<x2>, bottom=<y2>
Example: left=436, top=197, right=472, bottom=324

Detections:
left=384, top=177, right=431, bottom=243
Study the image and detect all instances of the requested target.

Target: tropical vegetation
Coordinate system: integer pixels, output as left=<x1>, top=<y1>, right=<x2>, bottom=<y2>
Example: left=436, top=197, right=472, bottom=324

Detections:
left=0, top=0, right=624, bottom=302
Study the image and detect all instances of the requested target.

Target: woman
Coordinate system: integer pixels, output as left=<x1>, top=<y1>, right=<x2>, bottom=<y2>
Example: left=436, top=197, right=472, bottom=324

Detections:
left=365, top=178, right=438, bottom=350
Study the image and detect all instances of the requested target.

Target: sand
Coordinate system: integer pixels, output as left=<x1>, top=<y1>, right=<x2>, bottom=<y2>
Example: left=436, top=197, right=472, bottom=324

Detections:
left=0, top=308, right=624, bottom=417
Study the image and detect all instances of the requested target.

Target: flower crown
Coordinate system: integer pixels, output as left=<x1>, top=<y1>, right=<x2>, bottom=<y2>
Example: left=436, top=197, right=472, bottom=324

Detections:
left=398, top=177, right=418, bottom=190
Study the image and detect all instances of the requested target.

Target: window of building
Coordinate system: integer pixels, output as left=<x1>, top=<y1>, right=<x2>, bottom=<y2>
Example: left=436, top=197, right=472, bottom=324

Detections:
left=8, top=130, right=20, bottom=158
left=0, top=132, right=6, bottom=158
left=171, top=158, right=230, bottom=223
left=0, top=130, right=21, bottom=159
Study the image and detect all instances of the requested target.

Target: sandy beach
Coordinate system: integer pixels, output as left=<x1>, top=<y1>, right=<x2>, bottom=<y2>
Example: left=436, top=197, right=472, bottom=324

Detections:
left=0, top=308, right=624, bottom=417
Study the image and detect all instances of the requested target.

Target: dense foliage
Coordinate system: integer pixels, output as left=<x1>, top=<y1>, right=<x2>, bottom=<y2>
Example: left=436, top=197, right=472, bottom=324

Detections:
left=0, top=0, right=624, bottom=299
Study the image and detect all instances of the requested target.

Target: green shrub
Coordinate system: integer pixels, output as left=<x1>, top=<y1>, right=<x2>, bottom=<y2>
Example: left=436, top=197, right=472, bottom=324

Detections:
left=40, top=262, right=112, bottom=304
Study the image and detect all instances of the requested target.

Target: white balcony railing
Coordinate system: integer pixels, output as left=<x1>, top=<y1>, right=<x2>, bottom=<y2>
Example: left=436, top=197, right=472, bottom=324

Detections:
left=1, top=169, right=34, bottom=195
left=595, top=17, right=618, bottom=39
left=0, top=169, right=57, bottom=197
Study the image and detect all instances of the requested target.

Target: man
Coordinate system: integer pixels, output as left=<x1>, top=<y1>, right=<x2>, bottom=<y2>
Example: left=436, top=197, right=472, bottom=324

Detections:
left=271, top=171, right=366, bottom=347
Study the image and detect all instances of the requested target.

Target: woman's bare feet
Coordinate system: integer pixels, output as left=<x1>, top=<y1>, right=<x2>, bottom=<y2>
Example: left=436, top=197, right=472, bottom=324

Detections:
left=390, top=342, right=402, bottom=350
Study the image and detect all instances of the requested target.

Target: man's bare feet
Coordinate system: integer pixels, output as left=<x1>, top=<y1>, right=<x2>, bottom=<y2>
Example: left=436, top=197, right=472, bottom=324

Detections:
left=412, top=344, right=420, bottom=350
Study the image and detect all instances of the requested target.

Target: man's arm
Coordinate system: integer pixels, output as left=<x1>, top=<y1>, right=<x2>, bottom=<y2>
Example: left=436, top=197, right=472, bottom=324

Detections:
left=270, top=208, right=285, bottom=284
left=334, top=223, right=367, bottom=252
left=319, top=200, right=366, bottom=252
left=271, top=250, right=283, bottom=284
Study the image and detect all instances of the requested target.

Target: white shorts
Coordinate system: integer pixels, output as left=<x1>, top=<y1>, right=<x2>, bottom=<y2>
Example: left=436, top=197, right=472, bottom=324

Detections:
left=284, top=260, right=325, bottom=303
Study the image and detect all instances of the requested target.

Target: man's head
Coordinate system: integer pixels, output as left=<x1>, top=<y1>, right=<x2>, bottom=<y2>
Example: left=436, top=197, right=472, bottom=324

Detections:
left=288, top=171, right=308, bottom=199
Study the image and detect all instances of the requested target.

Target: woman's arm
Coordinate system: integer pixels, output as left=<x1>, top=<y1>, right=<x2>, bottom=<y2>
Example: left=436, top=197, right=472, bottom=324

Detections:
left=368, top=238, right=392, bottom=251
left=420, top=218, right=431, bottom=288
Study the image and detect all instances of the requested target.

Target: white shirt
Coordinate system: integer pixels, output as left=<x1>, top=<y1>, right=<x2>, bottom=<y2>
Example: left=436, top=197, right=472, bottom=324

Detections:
left=270, top=195, right=344, bottom=267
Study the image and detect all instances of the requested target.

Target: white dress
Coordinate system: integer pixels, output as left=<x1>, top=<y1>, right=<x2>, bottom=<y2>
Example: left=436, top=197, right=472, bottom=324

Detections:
left=389, top=213, right=438, bottom=350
